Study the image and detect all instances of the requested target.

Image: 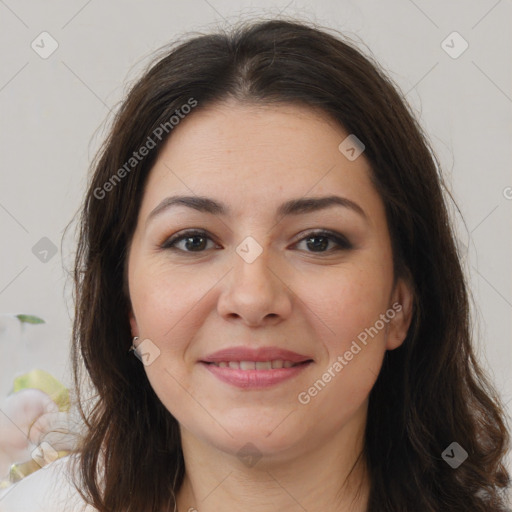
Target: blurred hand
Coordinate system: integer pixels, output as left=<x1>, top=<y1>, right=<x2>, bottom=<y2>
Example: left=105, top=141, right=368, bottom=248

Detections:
left=0, top=388, right=76, bottom=478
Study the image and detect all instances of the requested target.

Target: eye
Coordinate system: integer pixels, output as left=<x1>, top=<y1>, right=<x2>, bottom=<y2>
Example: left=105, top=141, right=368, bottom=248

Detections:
left=160, top=229, right=219, bottom=253
left=293, top=230, right=353, bottom=253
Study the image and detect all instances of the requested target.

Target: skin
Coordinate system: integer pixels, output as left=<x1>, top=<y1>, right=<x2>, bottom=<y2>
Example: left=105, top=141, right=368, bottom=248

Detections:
left=127, top=101, right=413, bottom=512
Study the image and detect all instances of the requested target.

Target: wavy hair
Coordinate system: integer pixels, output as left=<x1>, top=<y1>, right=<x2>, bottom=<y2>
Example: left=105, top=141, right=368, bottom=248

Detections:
left=71, top=18, right=511, bottom=511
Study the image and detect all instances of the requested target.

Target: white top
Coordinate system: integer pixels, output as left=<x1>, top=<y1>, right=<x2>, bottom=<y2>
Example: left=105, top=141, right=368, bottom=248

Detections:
left=0, top=456, right=94, bottom=512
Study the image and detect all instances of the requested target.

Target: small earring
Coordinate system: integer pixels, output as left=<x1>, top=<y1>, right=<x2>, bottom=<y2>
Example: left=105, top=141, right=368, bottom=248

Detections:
left=129, top=336, right=139, bottom=354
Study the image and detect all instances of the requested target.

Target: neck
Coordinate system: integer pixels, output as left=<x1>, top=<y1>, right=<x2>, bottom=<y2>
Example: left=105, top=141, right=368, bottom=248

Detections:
left=175, top=404, right=370, bottom=512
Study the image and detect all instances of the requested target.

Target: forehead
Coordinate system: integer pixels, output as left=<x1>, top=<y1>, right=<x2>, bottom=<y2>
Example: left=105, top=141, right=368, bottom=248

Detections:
left=139, top=101, right=381, bottom=223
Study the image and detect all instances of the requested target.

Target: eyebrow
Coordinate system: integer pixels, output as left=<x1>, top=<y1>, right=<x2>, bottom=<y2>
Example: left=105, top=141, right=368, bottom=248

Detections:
left=146, top=194, right=368, bottom=225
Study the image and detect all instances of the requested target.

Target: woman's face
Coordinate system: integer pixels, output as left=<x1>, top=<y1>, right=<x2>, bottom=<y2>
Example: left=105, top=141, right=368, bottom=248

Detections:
left=127, top=101, right=412, bottom=460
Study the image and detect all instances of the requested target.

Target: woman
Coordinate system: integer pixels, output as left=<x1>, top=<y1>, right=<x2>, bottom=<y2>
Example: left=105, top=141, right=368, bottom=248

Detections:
left=1, top=18, right=509, bottom=512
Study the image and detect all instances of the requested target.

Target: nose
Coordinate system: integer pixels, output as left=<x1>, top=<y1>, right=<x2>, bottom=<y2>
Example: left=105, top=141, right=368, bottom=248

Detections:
left=216, top=245, right=293, bottom=327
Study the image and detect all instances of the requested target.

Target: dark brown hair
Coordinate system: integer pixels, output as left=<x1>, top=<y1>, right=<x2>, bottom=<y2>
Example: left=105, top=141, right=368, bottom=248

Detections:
left=71, top=18, right=511, bottom=511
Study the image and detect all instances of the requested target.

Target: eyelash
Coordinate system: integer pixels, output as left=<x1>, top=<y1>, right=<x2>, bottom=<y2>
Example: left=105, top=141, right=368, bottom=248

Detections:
left=160, top=229, right=353, bottom=254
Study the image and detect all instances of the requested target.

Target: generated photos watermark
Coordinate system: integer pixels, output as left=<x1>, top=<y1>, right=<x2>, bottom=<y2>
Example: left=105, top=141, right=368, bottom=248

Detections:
left=298, top=302, right=402, bottom=405
left=93, top=97, right=198, bottom=200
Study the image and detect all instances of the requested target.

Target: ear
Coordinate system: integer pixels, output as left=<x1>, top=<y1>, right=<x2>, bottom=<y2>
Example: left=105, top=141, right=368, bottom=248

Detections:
left=129, top=309, right=139, bottom=338
left=385, top=277, right=414, bottom=351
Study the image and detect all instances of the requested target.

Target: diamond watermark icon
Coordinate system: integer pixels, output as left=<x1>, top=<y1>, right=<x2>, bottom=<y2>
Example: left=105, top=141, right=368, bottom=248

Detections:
left=133, top=338, right=161, bottom=366
left=442, top=441, right=468, bottom=468
left=237, top=442, right=262, bottom=468
left=236, top=236, right=263, bottom=264
left=441, top=32, right=469, bottom=59
left=32, top=237, right=58, bottom=263
left=338, top=134, right=365, bottom=161
left=31, top=32, right=59, bottom=59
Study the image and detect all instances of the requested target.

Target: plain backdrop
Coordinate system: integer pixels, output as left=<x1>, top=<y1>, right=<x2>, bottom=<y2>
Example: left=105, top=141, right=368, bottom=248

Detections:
left=0, top=0, right=511, bottom=471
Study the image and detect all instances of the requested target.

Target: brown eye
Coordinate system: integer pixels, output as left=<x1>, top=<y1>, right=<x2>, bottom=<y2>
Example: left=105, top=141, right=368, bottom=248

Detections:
left=161, top=230, right=217, bottom=252
left=295, top=230, right=352, bottom=253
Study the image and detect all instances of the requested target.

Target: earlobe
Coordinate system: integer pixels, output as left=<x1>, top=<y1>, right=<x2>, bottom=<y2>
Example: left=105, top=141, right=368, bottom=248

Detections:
left=386, top=278, right=414, bottom=351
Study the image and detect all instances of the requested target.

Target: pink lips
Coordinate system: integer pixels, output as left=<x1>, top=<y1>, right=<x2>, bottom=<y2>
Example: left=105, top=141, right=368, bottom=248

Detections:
left=200, top=346, right=313, bottom=389
left=201, top=346, right=312, bottom=364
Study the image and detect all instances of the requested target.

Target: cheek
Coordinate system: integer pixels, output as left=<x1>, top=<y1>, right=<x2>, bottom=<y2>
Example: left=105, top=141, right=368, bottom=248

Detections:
left=302, top=267, right=391, bottom=405
left=301, top=262, right=392, bottom=345
left=130, top=259, right=207, bottom=336
left=297, top=274, right=388, bottom=416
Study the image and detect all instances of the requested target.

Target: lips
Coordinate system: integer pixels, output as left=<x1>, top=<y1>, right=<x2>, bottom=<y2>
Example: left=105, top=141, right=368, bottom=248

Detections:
left=201, top=346, right=313, bottom=365
left=208, top=360, right=303, bottom=369
left=200, top=346, right=313, bottom=389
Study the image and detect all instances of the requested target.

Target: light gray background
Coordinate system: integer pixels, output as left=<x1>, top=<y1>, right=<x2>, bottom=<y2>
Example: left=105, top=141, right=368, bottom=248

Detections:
left=1, top=0, right=511, bottom=469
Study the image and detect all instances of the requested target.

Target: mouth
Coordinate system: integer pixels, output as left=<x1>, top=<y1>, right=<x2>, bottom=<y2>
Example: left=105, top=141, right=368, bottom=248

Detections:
left=203, top=359, right=312, bottom=370
left=201, top=346, right=313, bottom=365
left=199, top=346, right=314, bottom=388
left=200, top=360, right=313, bottom=389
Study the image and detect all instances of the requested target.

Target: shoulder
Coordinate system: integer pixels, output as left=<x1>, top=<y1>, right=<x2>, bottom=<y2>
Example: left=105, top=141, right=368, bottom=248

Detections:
left=0, top=455, right=95, bottom=512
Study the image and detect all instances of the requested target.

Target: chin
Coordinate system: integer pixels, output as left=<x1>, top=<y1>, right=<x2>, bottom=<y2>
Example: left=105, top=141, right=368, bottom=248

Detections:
left=193, top=417, right=309, bottom=459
